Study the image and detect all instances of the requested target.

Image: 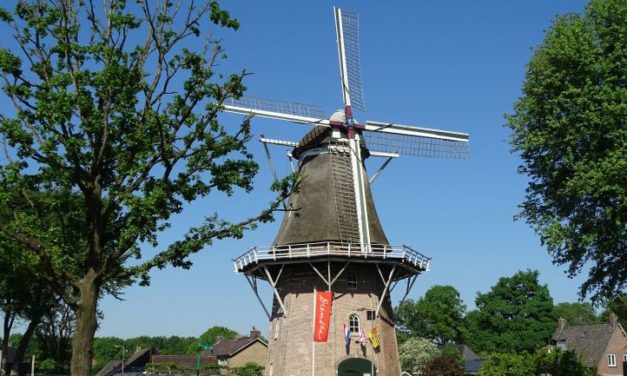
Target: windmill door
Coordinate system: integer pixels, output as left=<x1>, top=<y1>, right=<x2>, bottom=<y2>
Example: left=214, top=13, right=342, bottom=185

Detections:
left=337, top=358, right=376, bottom=376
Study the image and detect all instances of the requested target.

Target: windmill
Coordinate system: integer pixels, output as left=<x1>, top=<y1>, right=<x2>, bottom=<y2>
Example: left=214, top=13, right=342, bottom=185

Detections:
left=228, top=7, right=469, bottom=376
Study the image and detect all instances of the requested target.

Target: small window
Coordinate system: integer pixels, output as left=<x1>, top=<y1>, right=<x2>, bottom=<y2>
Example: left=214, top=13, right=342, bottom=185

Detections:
left=367, top=310, right=376, bottom=320
left=623, top=354, right=627, bottom=362
left=608, top=353, right=616, bottom=367
left=347, top=272, right=357, bottom=290
left=349, top=314, right=360, bottom=334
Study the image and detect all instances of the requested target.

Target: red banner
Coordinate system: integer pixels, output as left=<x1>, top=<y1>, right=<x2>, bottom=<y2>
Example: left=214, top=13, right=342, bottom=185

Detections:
left=313, top=290, right=333, bottom=342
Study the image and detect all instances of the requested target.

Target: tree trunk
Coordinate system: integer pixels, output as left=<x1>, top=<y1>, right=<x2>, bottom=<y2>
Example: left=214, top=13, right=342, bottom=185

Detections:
left=3, top=308, right=15, bottom=375
left=10, top=315, right=41, bottom=375
left=70, top=270, right=100, bottom=376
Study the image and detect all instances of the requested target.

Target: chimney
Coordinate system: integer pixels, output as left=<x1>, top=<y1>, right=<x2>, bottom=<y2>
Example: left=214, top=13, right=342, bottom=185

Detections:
left=609, top=312, right=618, bottom=326
left=250, top=326, right=261, bottom=339
left=558, top=317, right=567, bottom=330
left=215, top=336, right=224, bottom=344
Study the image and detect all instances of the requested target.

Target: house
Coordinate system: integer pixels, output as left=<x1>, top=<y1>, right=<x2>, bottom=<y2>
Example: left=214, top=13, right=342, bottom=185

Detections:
left=211, top=328, right=267, bottom=369
left=96, top=347, right=156, bottom=376
left=551, top=313, right=627, bottom=376
left=439, top=343, right=482, bottom=375
left=96, top=347, right=218, bottom=376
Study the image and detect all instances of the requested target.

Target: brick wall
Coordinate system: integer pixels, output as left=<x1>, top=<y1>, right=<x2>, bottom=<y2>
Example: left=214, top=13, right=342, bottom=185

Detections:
left=228, top=341, right=268, bottom=369
left=265, top=263, right=403, bottom=376
left=596, top=325, right=627, bottom=376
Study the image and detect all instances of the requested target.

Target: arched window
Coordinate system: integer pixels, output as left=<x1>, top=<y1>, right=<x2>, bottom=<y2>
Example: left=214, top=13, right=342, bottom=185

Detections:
left=349, top=314, right=360, bottom=334
left=347, top=272, right=357, bottom=290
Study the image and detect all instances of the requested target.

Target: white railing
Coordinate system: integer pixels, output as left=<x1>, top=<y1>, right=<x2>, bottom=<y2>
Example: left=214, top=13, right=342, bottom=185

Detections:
left=233, top=242, right=431, bottom=273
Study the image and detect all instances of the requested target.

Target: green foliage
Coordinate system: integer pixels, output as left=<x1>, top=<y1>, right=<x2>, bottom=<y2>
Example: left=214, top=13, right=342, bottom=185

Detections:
left=505, top=0, right=627, bottom=302
left=398, top=337, right=440, bottom=375
left=229, top=362, right=264, bottom=376
left=464, top=270, right=556, bottom=353
left=553, top=302, right=600, bottom=325
left=35, top=358, right=56, bottom=375
left=477, top=353, right=535, bottom=376
left=396, top=285, right=466, bottom=345
left=422, top=355, right=465, bottom=376
left=478, top=347, right=595, bottom=376
left=601, top=295, right=627, bottom=325
left=200, top=326, right=238, bottom=345
left=534, top=347, right=596, bottom=376
left=0, top=1, right=293, bottom=374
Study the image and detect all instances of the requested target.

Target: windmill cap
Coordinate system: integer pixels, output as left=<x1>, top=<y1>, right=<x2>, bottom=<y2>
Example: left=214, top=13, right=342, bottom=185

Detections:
left=292, top=125, right=370, bottom=159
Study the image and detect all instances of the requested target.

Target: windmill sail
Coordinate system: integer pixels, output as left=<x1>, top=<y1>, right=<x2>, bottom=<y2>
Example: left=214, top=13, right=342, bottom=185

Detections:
left=334, top=8, right=365, bottom=111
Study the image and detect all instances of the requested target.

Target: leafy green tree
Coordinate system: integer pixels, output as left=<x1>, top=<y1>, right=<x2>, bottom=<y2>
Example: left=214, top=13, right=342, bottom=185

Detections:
left=396, top=285, right=466, bottom=345
left=477, top=353, right=535, bottom=376
left=0, top=232, right=58, bottom=375
left=505, top=0, right=627, bottom=302
left=464, top=270, right=556, bottom=353
left=186, top=326, right=238, bottom=354
left=600, top=295, right=627, bottom=325
left=553, top=302, right=600, bottom=325
left=33, top=300, right=74, bottom=374
left=422, top=355, right=465, bottom=376
left=200, top=326, right=238, bottom=346
left=0, top=1, right=291, bottom=375
left=398, top=337, right=440, bottom=375
left=535, top=347, right=596, bottom=376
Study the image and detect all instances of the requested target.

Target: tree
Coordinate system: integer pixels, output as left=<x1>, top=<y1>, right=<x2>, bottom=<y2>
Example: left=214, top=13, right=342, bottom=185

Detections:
left=477, top=353, right=536, bottom=376
left=396, top=285, right=466, bottom=345
left=505, top=0, right=627, bottom=302
left=600, top=295, right=627, bottom=325
left=0, top=2, right=292, bottom=374
left=534, top=347, right=596, bottom=376
left=398, top=337, right=440, bottom=375
left=464, top=270, right=556, bottom=353
left=34, top=301, right=75, bottom=374
left=553, top=302, right=600, bottom=325
left=422, top=355, right=465, bottom=376
left=0, top=231, right=58, bottom=375
left=200, top=326, right=237, bottom=346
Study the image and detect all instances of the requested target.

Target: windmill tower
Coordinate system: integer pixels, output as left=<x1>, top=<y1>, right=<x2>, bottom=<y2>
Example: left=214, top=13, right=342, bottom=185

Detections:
left=228, top=8, right=469, bottom=376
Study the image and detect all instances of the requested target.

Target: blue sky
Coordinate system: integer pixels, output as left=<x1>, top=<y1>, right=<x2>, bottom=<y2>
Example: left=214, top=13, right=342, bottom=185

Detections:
left=3, top=1, right=593, bottom=338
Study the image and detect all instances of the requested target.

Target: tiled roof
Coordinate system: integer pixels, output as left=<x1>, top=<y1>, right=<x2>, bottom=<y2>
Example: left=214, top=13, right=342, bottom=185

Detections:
left=212, top=337, right=267, bottom=358
left=95, top=348, right=153, bottom=376
left=95, top=360, right=122, bottom=376
left=151, top=354, right=217, bottom=368
left=551, top=323, right=622, bottom=367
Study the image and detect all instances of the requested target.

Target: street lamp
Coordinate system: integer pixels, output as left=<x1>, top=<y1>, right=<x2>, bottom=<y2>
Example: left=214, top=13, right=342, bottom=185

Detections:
left=115, top=345, right=126, bottom=375
left=196, top=342, right=213, bottom=376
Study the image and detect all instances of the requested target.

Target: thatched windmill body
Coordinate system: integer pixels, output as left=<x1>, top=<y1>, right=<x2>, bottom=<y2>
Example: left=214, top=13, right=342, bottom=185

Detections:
left=228, top=8, right=469, bottom=376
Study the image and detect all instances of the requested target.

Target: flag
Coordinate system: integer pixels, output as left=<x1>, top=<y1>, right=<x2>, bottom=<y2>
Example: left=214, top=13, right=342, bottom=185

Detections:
left=313, top=290, right=333, bottom=342
left=344, top=323, right=351, bottom=346
left=368, top=326, right=380, bottom=349
left=358, top=324, right=366, bottom=346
